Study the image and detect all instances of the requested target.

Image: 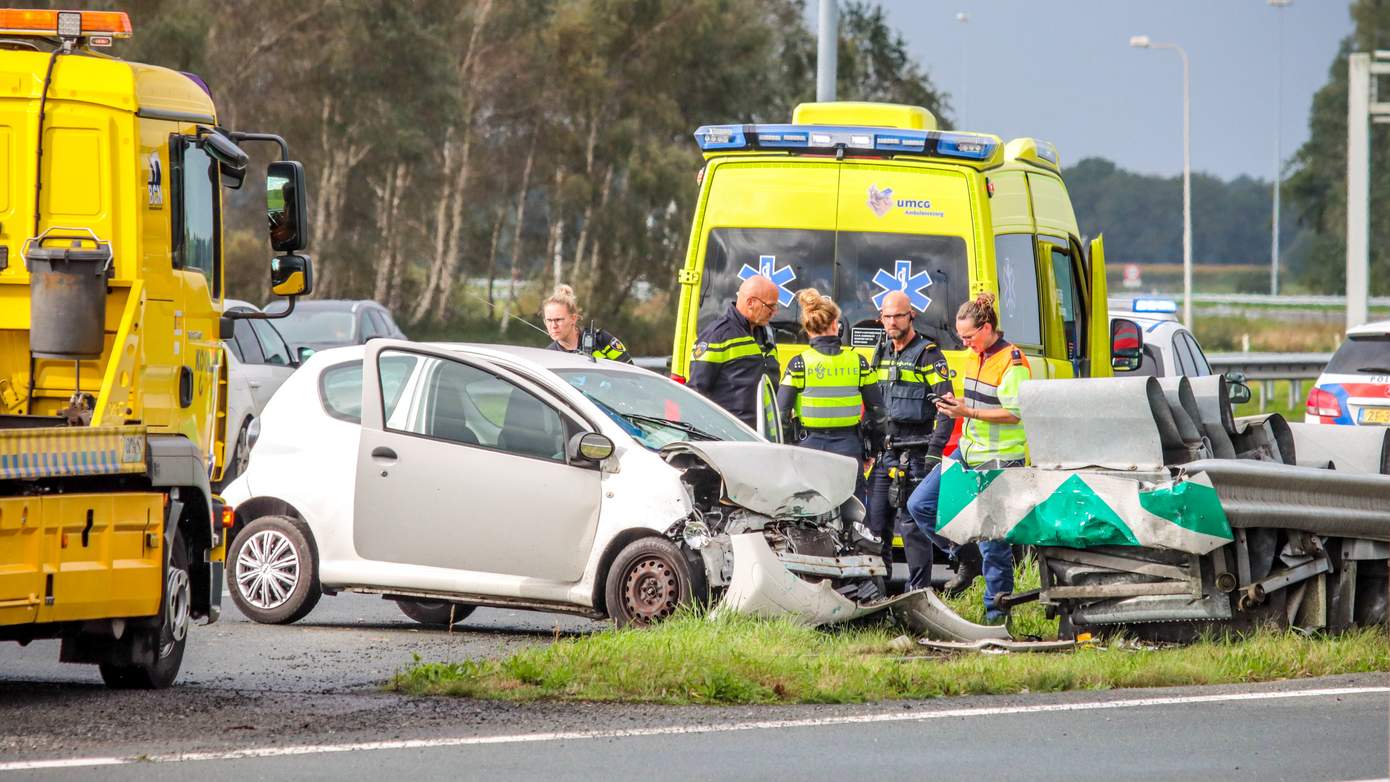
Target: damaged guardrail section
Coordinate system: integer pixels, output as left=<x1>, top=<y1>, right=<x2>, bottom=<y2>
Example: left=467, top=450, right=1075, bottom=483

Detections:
left=935, top=374, right=1390, bottom=641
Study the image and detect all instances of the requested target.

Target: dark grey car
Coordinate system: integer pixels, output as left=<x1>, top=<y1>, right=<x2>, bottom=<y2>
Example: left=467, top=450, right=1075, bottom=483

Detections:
left=264, top=299, right=407, bottom=357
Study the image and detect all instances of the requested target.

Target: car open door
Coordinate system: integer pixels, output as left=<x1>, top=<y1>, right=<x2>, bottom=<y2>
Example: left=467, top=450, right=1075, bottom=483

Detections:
left=755, top=374, right=783, bottom=443
left=352, top=340, right=603, bottom=583
left=1087, top=235, right=1112, bottom=378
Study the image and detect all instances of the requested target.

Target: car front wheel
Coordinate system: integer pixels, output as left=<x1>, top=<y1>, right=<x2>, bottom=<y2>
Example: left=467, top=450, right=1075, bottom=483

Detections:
left=228, top=516, right=321, bottom=624
left=604, top=537, right=703, bottom=628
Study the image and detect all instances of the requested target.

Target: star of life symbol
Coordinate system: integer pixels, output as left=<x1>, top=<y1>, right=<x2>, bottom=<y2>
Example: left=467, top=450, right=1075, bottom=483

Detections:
left=738, top=255, right=797, bottom=307
left=871, top=259, right=933, bottom=311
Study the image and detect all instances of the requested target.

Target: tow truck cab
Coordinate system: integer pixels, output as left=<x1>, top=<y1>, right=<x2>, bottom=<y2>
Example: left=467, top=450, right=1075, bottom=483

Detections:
left=0, top=8, right=311, bottom=688
left=671, top=101, right=1134, bottom=393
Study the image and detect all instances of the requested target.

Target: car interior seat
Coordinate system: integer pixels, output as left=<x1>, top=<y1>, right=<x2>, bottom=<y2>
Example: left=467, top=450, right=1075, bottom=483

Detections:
left=428, top=382, right=480, bottom=445
left=497, top=389, right=564, bottom=460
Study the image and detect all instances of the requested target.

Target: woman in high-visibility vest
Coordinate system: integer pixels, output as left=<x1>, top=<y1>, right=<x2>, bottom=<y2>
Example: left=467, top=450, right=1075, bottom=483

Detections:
left=776, top=288, right=886, bottom=501
left=906, top=292, right=1031, bottom=622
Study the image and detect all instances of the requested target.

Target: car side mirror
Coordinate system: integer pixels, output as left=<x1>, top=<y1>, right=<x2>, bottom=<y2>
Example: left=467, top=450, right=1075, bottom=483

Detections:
left=271, top=253, right=313, bottom=297
left=219, top=314, right=236, bottom=340
left=567, top=432, right=614, bottom=463
left=296, top=346, right=316, bottom=364
left=1110, top=318, right=1144, bottom=372
left=1225, top=371, right=1252, bottom=405
left=267, top=160, right=309, bottom=253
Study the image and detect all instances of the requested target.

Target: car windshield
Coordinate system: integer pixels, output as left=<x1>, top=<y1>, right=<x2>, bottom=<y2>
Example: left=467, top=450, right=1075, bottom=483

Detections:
left=1326, top=334, right=1390, bottom=374
left=555, top=368, right=758, bottom=449
left=270, top=308, right=357, bottom=346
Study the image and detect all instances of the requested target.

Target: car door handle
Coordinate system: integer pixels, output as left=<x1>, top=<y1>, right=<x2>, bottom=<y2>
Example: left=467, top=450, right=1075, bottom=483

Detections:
left=371, top=446, right=397, bottom=463
left=247, top=380, right=262, bottom=389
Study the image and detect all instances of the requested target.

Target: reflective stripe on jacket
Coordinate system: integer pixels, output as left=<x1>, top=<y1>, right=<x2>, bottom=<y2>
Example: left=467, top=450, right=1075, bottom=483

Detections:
left=688, top=303, right=778, bottom=426
left=546, top=328, right=633, bottom=364
left=959, top=339, right=1030, bottom=466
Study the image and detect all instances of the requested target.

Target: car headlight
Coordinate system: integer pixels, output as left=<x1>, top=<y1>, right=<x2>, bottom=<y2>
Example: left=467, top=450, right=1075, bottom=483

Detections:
left=683, top=519, right=711, bottom=550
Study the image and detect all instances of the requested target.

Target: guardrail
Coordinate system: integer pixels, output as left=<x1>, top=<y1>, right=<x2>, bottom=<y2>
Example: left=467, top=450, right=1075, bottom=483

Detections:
left=1207, top=352, right=1331, bottom=412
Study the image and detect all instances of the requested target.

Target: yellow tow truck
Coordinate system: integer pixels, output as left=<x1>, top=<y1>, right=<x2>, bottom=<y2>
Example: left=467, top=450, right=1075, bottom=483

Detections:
left=0, top=8, right=312, bottom=687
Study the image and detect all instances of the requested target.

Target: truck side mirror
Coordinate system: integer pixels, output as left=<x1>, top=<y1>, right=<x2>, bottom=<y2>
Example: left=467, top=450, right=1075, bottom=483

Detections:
left=271, top=253, right=313, bottom=297
left=267, top=160, right=309, bottom=253
left=1110, top=318, right=1144, bottom=372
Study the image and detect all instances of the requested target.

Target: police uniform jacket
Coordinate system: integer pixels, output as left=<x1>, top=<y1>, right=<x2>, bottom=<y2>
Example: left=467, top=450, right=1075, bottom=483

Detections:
left=688, top=303, right=779, bottom=426
left=776, top=335, right=887, bottom=441
left=546, top=327, right=633, bottom=364
left=872, top=331, right=955, bottom=459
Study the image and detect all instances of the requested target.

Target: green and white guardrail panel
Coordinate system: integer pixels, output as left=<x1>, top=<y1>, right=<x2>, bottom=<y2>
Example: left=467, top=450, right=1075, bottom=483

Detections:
left=935, top=460, right=1233, bottom=555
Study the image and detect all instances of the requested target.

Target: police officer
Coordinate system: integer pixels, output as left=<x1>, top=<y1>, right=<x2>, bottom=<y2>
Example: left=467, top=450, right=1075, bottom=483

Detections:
left=865, top=290, right=956, bottom=591
left=907, top=292, right=1031, bottom=623
left=689, top=275, right=781, bottom=428
left=543, top=284, right=633, bottom=363
left=776, top=288, right=886, bottom=501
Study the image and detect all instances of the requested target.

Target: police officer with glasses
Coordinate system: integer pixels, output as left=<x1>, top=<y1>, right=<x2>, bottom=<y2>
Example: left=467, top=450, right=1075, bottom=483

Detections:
left=865, top=290, right=956, bottom=591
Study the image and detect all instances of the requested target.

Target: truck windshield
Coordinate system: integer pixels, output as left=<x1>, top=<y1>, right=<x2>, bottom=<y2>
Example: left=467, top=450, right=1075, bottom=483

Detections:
left=698, top=228, right=969, bottom=350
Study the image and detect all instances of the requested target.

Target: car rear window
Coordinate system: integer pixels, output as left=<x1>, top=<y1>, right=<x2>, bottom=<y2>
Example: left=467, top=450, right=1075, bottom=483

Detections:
left=319, top=356, right=418, bottom=423
left=1326, top=334, right=1390, bottom=375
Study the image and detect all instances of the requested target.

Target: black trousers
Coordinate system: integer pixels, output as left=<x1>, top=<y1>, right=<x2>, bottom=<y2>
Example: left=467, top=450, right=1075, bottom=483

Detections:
left=866, top=450, right=934, bottom=590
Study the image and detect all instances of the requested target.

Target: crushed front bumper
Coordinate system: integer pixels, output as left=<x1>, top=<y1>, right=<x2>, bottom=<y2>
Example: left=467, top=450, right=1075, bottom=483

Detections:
left=717, top=533, right=1012, bottom=642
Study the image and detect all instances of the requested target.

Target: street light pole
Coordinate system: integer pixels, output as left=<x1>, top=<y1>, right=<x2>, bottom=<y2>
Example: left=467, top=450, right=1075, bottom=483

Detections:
left=1270, top=0, right=1291, bottom=296
left=1131, top=35, right=1194, bottom=327
left=817, top=0, right=838, bottom=102
left=956, top=12, right=969, bottom=129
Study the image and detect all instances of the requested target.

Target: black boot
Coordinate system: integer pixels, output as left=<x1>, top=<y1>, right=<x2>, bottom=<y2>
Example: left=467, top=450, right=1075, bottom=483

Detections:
left=942, top=543, right=982, bottom=597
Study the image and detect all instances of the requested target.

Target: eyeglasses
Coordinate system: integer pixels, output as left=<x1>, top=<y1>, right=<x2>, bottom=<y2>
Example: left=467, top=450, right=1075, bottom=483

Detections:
left=880, top=311, right=912, bottom=321
left=543, top=317, right=570, bottom=326
left=749, top=296, right=777, bottom=312
left=957, top=326, right=982, bottom=342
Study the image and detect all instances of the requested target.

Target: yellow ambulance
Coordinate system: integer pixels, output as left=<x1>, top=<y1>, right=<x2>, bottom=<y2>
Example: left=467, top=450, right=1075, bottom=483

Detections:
left=670, top=101, right=1122, bottom=389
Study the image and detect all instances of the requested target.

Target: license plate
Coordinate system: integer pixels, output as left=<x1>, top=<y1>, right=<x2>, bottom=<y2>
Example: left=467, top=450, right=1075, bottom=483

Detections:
left=1359, top=407, right=1390, bottom=425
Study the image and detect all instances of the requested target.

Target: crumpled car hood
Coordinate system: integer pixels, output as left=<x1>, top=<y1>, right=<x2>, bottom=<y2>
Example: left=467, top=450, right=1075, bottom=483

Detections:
left=661, top=441, right=857, bottom=518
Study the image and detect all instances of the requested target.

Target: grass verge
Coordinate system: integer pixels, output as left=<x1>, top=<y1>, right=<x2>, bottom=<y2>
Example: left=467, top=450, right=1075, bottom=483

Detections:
left=391, top=609, right=1388, bottom=705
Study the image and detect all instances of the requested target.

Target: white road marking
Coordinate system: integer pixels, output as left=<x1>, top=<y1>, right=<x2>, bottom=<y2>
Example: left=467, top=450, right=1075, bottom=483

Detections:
left=3, top=685, right=1386, bottom=772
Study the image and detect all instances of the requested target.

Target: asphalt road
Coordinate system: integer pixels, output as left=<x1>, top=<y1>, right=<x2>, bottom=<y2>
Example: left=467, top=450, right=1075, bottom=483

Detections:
left=2, top=594, right=1388, bottom=781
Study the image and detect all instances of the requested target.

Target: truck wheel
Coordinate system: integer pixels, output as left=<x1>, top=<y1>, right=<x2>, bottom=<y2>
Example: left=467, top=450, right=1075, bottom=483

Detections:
left=395, top=599, right=476, bottom=627
left=99, top=530, right=191, bottom=689
left=604, top=537, right=704, bottom=628
left=228, top=516, right=321, bottom=624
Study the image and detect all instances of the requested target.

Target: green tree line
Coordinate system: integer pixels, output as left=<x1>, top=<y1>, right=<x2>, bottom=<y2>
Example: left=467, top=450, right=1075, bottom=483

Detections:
left=58, top=0, right=945, bottom=351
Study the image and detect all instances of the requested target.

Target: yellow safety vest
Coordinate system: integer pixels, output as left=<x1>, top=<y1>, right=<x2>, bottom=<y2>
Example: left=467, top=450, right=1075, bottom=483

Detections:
left=960, top=342, right=1030, bottom=465
left=785, top=348, right=873, bottom=429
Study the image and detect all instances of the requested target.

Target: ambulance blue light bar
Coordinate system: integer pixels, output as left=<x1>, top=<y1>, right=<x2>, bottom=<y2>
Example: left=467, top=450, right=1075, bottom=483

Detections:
left=1131, top=297, right=1178, bottom=314
left=694, top=124, right=998, bottom=161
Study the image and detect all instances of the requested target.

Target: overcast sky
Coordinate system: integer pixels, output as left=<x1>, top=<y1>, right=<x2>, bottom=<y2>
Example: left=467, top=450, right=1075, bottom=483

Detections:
left=814, top=1, right=1352, bottom=181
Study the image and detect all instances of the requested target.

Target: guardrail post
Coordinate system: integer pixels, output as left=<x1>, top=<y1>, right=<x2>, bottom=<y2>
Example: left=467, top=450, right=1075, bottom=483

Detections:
left=1261, top=380, right=1274, bottom=412
left=1288, top=379, right=1302, bottom=411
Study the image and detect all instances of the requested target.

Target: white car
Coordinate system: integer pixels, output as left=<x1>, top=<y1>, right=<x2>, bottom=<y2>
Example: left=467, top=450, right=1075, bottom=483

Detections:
left=220, top=341, right=882, bottom=627
left=1306, top=319, right=1390, bottom=426
left=1110, top=298, right=1214, bottom=378
left=219, top=300, right=299, bottom=489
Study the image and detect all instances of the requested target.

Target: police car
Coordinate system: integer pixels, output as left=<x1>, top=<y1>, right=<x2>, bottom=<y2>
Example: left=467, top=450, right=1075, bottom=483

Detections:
left=1306, top=319, right=1390, bottom=426
left=1109, top=298, right=1214, bottom=378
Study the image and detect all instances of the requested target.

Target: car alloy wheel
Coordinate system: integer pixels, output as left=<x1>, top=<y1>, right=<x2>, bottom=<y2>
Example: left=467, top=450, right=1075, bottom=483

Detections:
left=235, top=528, right=301, bottom=610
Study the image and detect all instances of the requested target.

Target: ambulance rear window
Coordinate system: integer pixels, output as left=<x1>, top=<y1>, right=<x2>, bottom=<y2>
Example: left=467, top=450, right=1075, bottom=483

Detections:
left=697, top=228, right=968, bottom=349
